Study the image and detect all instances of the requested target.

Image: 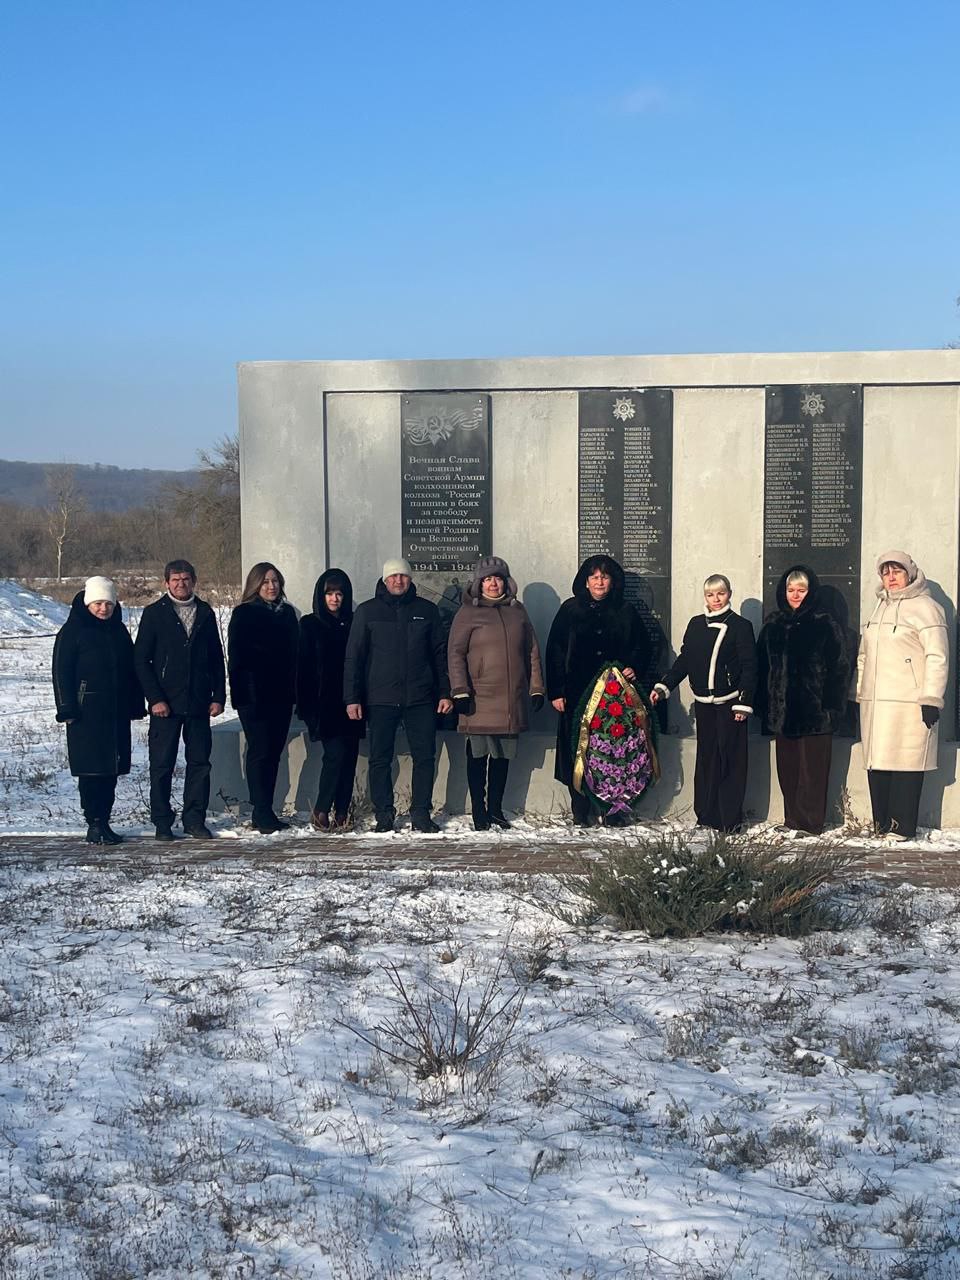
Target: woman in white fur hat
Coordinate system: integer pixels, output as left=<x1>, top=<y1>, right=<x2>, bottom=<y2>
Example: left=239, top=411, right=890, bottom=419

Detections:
left=857, top=550, right=948, bottom=840
left=52, top=576, right=146, bottom=843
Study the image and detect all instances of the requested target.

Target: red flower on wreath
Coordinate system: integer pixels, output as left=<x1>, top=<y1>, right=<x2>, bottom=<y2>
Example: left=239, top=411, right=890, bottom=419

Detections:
left=605, top=680, right=621, bottom=695
left=590, top=714, right=602, bottom=729
left=608, top=701, right=624, bottom=717
left=624, top=693, right=633, bottom=706
left=610, top=722, right=626, bottom=737
left=599, top=698, right=608, bottom=710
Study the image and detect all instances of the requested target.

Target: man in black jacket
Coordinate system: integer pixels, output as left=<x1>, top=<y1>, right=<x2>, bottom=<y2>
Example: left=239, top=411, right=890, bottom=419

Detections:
left=344, top=558, right=452, bottom=833
left=134, top=559, right=226, bottom=840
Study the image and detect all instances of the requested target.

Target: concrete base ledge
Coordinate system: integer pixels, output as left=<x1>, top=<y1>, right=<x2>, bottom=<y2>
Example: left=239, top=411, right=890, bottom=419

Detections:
left=210, top=718, right=959, bottom=830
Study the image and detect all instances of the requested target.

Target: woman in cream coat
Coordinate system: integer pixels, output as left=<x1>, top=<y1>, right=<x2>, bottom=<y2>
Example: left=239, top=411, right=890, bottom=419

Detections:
left=857, top=550, right=948, bottom=840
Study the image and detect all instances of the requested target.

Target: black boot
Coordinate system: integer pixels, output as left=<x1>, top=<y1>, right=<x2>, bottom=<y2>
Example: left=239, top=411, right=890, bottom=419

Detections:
left=487, top=757, right=512, bottom=829
left=570, top=787, right=597, bottom=828
left=466, top=747, right=490, bottom=831
left=85, top=817, right=122, bottom=844
left=96, top=817, right=123, bottom=844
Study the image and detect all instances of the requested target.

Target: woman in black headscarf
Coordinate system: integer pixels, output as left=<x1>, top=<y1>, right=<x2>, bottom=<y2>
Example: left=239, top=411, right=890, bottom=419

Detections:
left=296, top=568, right=363, bottom=830
left=545, top=555, right=651, bottom=826
left=52, top=575, right=145, bottom=843
left=755, top=565, right=850, bottom=835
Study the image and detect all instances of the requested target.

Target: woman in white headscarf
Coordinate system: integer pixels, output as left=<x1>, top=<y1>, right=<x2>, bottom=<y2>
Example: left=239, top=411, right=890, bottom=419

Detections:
left=857, top=550, right=948, bottom=840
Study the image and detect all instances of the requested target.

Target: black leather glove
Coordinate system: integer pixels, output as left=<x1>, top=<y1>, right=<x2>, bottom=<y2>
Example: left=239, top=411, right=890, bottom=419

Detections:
left=454, top=694, right=475, bottom=717
left=531, top=694, right=544, bottom=713
left=921, top=705, right=940, bottom=728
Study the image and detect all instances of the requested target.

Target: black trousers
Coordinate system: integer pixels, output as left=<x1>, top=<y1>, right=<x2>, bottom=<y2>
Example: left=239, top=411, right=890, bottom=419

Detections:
left=77, top=774, right=117, bottom=824
left=366, top=703, right=436, bottom=820
left=315, top=732, right=361, bottom=817
left=238, top=706, right=293, bottom=822
left=868, top=769, right=924, bottom=839
left=775, top=734, right=832, bottom=835
left=693, top=703, right=748, bottom=833
left=148, top=713, right=213, bottom=828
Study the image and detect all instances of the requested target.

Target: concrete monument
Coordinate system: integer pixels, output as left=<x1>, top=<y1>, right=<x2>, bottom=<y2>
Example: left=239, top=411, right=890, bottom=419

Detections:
left=218, top=350, right=960, bottom=829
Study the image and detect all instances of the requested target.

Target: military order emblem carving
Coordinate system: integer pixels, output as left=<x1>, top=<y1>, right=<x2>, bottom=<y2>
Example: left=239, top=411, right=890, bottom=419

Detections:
left=402, top=402, right=484, bottom=446
left=612, top=396, right=636, bottom=422
left=800, top=391, right=827, bottom=417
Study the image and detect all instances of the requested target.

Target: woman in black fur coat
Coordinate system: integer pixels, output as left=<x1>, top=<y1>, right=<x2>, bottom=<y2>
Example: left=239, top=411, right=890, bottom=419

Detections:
left=228, top=562, right=299, bottom=834
left=296, top=568, right=363, bottom=830
left=650, top=573, right=756, bottom=833
left=545, top=555, right=650, bottom=826
left=755, top=565, right=849, bottom=835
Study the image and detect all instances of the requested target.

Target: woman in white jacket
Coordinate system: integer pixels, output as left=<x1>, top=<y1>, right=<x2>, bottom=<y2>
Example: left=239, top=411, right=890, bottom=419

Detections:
left=857, top=550, right=948, bottom=840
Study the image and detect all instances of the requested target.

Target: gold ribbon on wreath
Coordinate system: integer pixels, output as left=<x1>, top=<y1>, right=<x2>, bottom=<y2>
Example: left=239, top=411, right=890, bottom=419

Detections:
left=572, top=665, right=661, bottom=797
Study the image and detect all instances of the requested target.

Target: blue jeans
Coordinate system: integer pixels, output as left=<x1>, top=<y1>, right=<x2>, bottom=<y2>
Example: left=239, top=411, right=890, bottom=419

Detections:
left=366, top=703, right=437, bottom=820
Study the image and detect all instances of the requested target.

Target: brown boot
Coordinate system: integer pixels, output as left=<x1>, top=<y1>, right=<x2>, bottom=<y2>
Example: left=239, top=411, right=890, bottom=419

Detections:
left=311, top=808, right=330, bottom=830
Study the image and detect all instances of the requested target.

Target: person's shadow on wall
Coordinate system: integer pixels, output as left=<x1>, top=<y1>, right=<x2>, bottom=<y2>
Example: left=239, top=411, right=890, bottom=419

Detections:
left=813, top=584, right=860, bottom=826
left=741, top=596, right=772, bottom=824
left=292, top=722, right=322, bottom=813
left=500, top=582, right=560, bottom=814
left=916, top=576, right=956, bottom=829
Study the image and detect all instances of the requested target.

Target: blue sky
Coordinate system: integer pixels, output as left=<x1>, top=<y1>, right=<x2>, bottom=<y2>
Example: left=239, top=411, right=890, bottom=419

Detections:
left=1, top=0, right=958, bottom=468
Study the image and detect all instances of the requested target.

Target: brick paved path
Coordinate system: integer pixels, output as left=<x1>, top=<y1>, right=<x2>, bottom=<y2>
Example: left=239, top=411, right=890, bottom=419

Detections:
left=2, top=827, right=959, bottom=887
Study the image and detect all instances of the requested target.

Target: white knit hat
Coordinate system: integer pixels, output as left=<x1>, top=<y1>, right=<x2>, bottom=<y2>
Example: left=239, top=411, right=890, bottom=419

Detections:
left=83, top=576, right=117, bottom=605
left=382, top=557, right=413, bottom=579
left=875, top=550, right=918, bottom=583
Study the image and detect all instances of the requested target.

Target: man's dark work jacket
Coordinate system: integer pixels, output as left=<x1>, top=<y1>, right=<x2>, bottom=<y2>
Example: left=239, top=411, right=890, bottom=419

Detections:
left=343, top=580, right=449, bottom=708
left=134, top=594, right=226, bottom=716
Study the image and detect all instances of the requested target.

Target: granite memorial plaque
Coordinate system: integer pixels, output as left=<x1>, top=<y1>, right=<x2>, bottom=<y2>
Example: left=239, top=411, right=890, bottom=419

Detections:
left=763, top=384, right=863, bottom=632
left=401, top=393, right=491, bottom=574
left=400, top=393, right=491, bottom=639
left=578, top=389, right=673, bottom=688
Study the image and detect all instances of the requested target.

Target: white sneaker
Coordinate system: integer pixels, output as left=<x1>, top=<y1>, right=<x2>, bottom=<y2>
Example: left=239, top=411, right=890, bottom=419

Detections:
left=882, top=831, right=908, bottom=843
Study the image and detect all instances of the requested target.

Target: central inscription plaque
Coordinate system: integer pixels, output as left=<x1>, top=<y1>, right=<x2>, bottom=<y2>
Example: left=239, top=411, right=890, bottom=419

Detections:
left=578, top=389, right=673, bottom=686
left=401, top=393, right=491, bottom=574
left=400, top=393, right=492, bottom=639
left=763, top=384, right=863, bottom=630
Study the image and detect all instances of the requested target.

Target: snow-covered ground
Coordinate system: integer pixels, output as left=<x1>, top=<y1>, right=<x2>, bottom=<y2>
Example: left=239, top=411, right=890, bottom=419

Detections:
left=3, top=580, right=960, bottom=1278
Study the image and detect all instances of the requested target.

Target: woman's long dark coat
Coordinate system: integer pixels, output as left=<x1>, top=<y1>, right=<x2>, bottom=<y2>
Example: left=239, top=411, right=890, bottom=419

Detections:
left=296, top=569, right=363, bottom=741
left=755, top=565, right=850, bottom=738
left=227, top=597, right=299, bottom=712
left=545, top=558, right=650, bottom=784
left=52, top=593, right=145, bottom=776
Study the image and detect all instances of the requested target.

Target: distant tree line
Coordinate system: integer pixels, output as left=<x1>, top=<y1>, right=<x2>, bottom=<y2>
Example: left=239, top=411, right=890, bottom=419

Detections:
left=0, top=436, right=240, bottom=587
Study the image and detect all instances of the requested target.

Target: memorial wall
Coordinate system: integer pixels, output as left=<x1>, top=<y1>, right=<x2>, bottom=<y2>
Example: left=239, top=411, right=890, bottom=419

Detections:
left=226, top=351, right=960, bottom=826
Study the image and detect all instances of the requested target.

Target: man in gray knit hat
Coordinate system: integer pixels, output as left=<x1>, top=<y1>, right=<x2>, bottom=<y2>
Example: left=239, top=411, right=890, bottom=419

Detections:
left=344, top=557, right=452, bottom=833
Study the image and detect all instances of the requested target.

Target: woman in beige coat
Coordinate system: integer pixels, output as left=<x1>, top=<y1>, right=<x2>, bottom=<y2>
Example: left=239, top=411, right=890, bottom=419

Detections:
left=857, top=550, right=948, bottom=840
left=448, top=556, right=545, bottom=830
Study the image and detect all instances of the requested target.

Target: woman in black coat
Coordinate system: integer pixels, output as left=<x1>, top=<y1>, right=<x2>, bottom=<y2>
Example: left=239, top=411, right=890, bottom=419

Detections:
left=228, top=562, right=299, bottom=834
left=52, top=576, right=145, bottom=843
left=295, top=568, right=362, bottom=830
left=650, top=573, right=756, bottom=833
left=545, top=555, right=650, bottom=826
left=755, top=565, right=849, bottom=835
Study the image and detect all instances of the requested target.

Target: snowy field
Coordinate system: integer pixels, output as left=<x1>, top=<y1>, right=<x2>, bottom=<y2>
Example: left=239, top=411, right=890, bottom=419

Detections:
left=3, top=581, right=960, bottom=1278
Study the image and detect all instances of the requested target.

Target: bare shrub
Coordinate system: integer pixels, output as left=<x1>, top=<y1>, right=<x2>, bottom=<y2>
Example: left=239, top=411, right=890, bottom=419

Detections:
left=338, top=958, right=525, bottom=1089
